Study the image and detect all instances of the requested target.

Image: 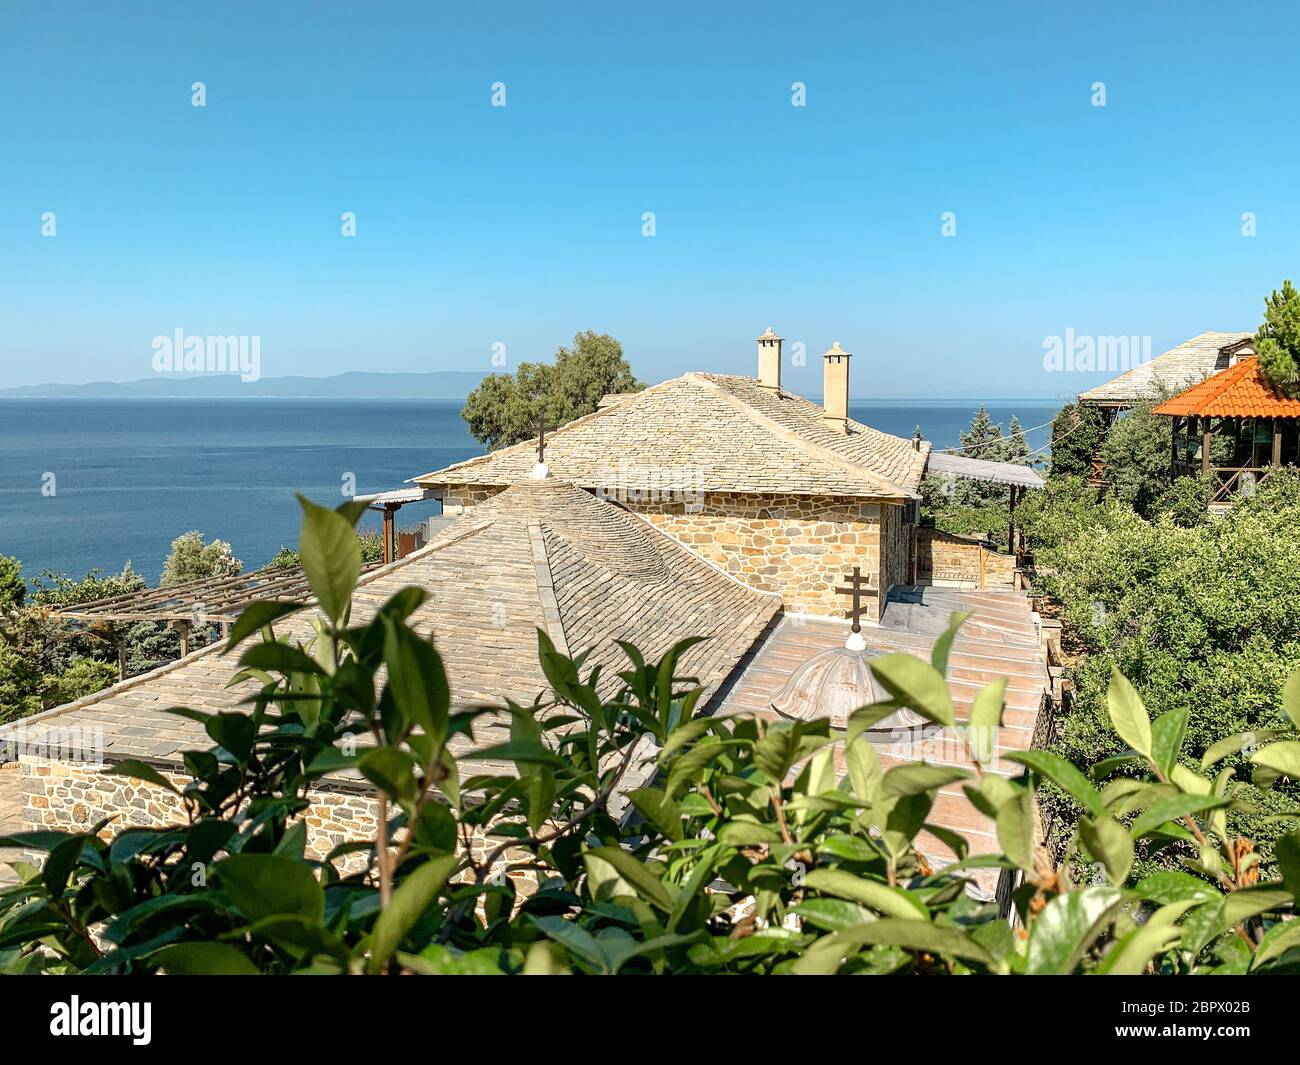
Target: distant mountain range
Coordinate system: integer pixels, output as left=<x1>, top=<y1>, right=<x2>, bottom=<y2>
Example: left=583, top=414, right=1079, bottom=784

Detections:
left=0, top=371, right=487, bottom=399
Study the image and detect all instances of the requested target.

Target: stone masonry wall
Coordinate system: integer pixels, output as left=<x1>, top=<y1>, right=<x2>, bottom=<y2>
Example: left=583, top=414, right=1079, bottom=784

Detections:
left=437, top=484, right=506, bottom=516
left=913, top=527, right=1016, bottom=588
left=628, top=492, right=897, bottom=621
left=18, top=755, right=538, bottom=894
left=434, top=485, right=912, bottom=621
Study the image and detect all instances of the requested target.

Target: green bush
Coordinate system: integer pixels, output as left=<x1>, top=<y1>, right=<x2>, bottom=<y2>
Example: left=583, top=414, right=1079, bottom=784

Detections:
left=1021, top=470, right=1300, bottom=880
left=3, top=497, right=1296, bottom=975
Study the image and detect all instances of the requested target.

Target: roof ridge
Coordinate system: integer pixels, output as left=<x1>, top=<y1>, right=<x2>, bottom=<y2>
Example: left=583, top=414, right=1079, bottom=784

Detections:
left=687, top=374, right=916, bottom=499
left=408, top=378, right=681, bottom=485
left=527, top=521, right=570, bottom=657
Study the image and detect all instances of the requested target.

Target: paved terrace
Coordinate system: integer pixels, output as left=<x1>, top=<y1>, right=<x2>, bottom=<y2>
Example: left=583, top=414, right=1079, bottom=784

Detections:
left=717, top=584, right=1050, bottom=896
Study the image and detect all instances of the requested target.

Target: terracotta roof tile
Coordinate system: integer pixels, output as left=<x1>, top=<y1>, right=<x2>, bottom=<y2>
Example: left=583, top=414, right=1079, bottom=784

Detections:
left=1153, top=356, right=1300, bottom=418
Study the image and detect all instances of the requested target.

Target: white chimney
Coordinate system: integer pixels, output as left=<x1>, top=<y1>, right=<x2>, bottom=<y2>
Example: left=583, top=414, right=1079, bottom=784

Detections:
left=822, top=341, right=851, bottom=432
left=757, top=327, right=783, bottom=391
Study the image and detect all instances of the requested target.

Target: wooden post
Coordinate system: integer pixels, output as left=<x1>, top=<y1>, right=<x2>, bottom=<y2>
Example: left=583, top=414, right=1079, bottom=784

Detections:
left=382, top=504, right=396, bottom=565
left=1007, top=484, right=1019, bottom=555
left=172, top=620, right=191, bottom=657
left=1201, top=417, right=1212, bottom=477
left=117, top=638, right=127, bottom=682
left=1273, top=417, right=1283, bottom=467
left=1170, top=415, right=1179, bottom=475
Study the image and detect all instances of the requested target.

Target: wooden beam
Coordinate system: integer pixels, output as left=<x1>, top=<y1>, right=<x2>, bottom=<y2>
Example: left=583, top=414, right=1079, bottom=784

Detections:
left=1202, top=418, right=1212, bottom=477
left=1273, top=417, right=1283, bottom=467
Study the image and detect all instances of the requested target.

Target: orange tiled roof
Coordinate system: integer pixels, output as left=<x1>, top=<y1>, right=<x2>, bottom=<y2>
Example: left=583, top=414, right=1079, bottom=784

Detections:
left=1153, top=356, right=1300, bottom=418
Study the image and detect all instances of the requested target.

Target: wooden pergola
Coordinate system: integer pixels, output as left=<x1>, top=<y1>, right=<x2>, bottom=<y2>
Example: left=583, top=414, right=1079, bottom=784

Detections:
left=925, top=451, right=1045, bottom=553
left=50, top=561, right=382, bottom=674
left=1154, top=355, right=1300, bottom=505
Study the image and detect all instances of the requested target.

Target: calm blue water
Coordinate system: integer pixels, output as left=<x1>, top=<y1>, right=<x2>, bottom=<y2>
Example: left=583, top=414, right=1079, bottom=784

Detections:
left=0, top=398, right=1057, bottom=583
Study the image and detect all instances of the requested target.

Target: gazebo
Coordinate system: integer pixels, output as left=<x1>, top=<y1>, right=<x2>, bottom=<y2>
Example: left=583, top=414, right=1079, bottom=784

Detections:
left=1154, top=354, right=1300, bottom=505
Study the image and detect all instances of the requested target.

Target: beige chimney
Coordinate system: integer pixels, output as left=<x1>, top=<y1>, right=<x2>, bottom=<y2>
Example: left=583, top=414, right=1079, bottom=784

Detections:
left=822, top=341, right=851, bottom=432
left=757, top=327, right=783, bottom=390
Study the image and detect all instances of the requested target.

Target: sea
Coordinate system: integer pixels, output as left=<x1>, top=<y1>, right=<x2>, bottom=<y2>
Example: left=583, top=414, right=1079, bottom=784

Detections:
left=0, top=398, right=1059, bottom=583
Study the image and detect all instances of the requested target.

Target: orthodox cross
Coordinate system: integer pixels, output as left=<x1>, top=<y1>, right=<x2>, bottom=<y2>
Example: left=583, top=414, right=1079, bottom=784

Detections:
left=835, top=566, right=871, bottom=633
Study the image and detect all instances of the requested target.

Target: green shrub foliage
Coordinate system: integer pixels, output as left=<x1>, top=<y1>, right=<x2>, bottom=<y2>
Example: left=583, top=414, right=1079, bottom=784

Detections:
left=2, top=498, right=1297, bottom=975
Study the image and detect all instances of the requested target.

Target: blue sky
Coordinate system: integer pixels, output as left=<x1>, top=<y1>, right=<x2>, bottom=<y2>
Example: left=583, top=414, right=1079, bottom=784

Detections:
left=1, top=1, right=1295, bottom=398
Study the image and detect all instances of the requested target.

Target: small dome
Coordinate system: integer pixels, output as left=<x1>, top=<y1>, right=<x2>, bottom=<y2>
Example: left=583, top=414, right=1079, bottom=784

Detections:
left=771, top=645, right=928, bottom=732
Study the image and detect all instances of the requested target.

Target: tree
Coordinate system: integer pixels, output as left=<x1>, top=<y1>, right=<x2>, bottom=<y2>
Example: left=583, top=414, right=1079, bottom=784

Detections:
left=1048, top=401, right=1106, bottom=479
left=1004, top=415, right=1030, bottom=465
left=160, top=531, right=243, bottom=587
left=1256, top=279, right=1300, bottom=397
left=461, top=331, right=642, bottom=451
left=1097, top=400, right=1173, bottom=517
left=0, top=556, right=24, bottom=612
left=957, top=404, right=1002, bottom=461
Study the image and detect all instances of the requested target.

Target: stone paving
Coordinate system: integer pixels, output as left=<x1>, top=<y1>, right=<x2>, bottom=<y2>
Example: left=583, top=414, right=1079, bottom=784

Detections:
left=0, top=760, right=24, bottom=885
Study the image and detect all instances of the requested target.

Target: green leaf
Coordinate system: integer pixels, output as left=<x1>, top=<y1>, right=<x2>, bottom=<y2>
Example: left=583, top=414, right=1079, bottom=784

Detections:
left=528, top=915, right=607, bottom=972
left=1024, top=886, right=1124, bottom=974
left=357, top=746, right=418, bottom=803
left=1213, top=886, right=1293, bottom=934
left=1107, top=669, right=1152, bottom=761
left=297, top=493, right=362, bottom=624
left=788, top=898, right=879, bottom=932
left=929, top=611, right=970, bottom=677
left=1283, top=668, right=1300, bottom=731
left=967, top=677, right=1007, bottom=731
left=1201, top=729, right=1289, bottom=770
left=238, top=640, right=324, bottom=678
left=1079, top=816, right=1133, bottom=886
left=153, top=942, right=260, bottom=975
left=224, top=600, right=304, bottom=652
left=882, top=763, right=970, bottom=798
left=1006, top=750, right=1105, bottom=817
left=1149, top=706, right=1190, bottom=779
left=1251, top=741, right=1300, bottom=779
left=1096, top=900, right=1196, bottom=975
left=803, top=868, right=929, bottom=920
left=716, top=821, right=780, bottom=847
left=1252, top=917, right=1300, bottom=970
left=869, top=654, right=955, bottom=727
left=626, top=788, right=684, bottom=843
left=381, top=617, right=450, bottom=746
left=1134, top=870, right=1221, bottom=906
left=215, top=854, right=324, bottom=925
left=366, top=854, right=458, bottom=974
left=1128, top=793, right=1231, bottom=840
left=995, top=786, right=1036, bottom=874
left=583, top=846, right=672, bottom=912
left=793, top=918, right=992, bottom=974
left=845, top=736, right=883, bottom=804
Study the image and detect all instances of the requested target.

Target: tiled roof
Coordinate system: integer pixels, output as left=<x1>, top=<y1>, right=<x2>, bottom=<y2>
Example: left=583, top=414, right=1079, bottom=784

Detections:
left=1078, top=332, right=1252, bottom=405
left=17, top=481, right=781, bottom=768
left=412, top=373, right=929, bottom=500
left=718, top=585, right=1049, bottom=898
left=1153, top=356, right=1300, bottom=418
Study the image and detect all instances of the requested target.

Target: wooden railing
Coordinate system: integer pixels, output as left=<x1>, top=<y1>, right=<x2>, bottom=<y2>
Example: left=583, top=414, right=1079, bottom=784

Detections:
left=1086, top=455, right=1106, bottom=487
left=1206, top=466, right=1274, bottom=505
